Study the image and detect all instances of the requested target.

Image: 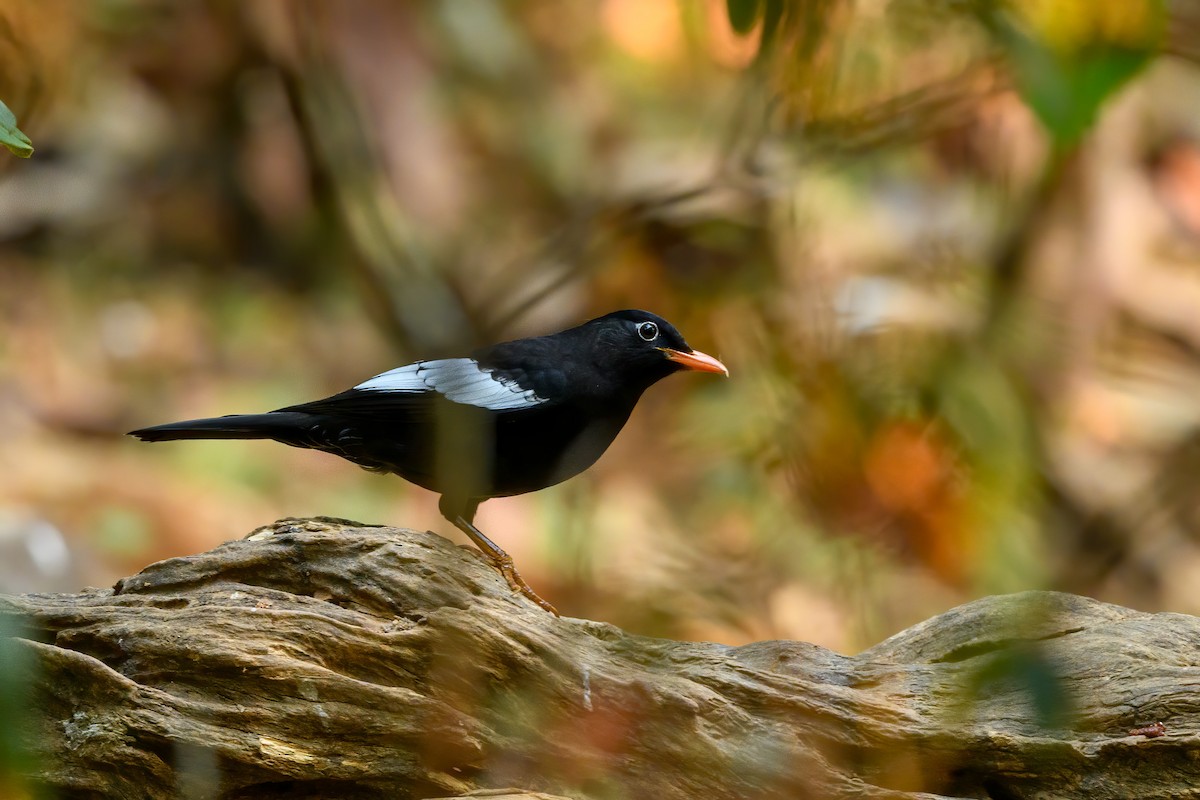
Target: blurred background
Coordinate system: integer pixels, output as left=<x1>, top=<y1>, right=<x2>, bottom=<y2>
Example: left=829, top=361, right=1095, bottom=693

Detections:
left=0, top=0, right=1197, bottom=653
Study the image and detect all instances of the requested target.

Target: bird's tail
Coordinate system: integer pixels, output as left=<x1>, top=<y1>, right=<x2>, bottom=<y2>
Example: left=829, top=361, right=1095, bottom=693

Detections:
left=128, top=412, right=312, bottom=443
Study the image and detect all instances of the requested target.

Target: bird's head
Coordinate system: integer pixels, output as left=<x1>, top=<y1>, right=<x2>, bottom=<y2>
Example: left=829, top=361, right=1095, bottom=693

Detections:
left=585, top=310, right=728, bottom=392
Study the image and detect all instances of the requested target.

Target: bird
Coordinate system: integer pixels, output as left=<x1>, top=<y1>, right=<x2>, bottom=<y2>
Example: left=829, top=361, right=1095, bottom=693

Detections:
left=129, top=309, right=728, bottom=614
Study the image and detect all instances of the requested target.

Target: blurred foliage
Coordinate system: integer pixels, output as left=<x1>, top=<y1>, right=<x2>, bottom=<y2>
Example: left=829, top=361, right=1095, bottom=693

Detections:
left=0, top=99, right=33, bottom=158
left=968, top=642, right=1073, bottom=731
left=992, top=0, right=1164, bottom=148
left=1, top=0, right=1200, bottom=672
left=0, top=617, right=36, bottom=798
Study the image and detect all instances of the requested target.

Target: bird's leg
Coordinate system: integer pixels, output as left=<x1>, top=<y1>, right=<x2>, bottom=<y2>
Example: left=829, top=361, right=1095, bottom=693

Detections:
left=450, top=514, right=559, bottom=616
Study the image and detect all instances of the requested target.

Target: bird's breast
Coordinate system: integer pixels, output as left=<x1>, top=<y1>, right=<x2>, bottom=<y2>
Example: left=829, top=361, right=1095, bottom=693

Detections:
left=487, top=403, right=632, bottom=497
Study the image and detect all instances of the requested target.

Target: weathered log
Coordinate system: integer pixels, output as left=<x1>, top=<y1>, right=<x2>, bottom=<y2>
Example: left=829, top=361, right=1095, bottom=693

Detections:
left=0, top=517, right=1194, bottom=800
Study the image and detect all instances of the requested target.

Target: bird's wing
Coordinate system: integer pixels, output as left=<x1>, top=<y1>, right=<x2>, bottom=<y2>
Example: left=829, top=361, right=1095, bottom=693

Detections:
left=283, top=358, right=553, bottom=417
left=357, top=359, right=551, bottom=410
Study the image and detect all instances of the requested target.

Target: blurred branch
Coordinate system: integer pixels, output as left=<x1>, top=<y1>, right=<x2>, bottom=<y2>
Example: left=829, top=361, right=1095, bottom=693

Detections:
left=473, top=197, right=606, bottom=340
left=278, top=3, right=474, bottom=356
left=979, top=147, right=1072, bottom=344
left=5, top=519, right=1200, bottom=799
left=795, top=59, right=1008, bottom=158
left=1162, top=1, right=1200, bottom=63
left=480, top=183, right=719, bottom=338
left=1049, top=425, right=1200, bottom=598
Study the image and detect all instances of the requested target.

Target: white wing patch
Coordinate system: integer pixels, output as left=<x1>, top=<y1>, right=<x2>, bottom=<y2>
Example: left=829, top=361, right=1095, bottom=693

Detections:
left=354, top=359, right=547, bottom=411
left=354, top=362, right=426, bottom=392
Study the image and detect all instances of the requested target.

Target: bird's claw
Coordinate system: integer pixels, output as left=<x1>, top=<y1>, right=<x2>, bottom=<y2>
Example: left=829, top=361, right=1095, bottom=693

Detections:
left=453, top=514, right=559, bottom=616
left=490, top=554, right=559, bottom=616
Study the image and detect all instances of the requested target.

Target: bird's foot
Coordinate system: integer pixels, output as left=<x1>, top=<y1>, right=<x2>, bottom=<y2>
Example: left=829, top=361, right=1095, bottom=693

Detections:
left=485, top=552, right=559, bottom=616
left=451, top=513, right=560, bottom=616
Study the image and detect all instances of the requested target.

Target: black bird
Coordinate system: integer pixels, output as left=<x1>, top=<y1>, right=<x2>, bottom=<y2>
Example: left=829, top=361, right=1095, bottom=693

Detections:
left=129, top=309, right=728, bottom=614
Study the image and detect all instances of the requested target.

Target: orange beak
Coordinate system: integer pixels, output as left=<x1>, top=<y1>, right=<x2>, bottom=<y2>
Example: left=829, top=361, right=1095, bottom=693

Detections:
left=662, top=348, right=729, bottom=376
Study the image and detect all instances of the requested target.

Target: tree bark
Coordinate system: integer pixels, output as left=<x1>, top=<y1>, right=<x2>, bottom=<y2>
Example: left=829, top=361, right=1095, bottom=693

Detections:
left=0, top=517, right=1193, bottom=800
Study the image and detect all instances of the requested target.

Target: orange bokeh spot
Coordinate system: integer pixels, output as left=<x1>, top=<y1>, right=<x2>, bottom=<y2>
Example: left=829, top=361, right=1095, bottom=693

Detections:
left=601, top=0, right=683, bottom=61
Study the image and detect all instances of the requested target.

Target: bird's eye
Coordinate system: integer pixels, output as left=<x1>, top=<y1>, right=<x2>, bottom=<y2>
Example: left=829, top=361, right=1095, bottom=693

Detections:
left=637, top=321, right=659, bottom=341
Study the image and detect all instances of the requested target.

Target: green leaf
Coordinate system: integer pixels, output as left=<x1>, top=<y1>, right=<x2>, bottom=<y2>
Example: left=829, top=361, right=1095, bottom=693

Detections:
left=0, top=98, right=32, bottom=158
left=996, top=0, right=1164, bottom=149
left=726, top=0, right=763, bottom=35
left=1007, top=40, right=1154, bottom=149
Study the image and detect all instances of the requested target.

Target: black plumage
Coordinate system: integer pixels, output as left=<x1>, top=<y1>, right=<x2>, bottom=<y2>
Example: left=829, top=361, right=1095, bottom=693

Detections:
left=129, top=309, right=728, bottom=613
